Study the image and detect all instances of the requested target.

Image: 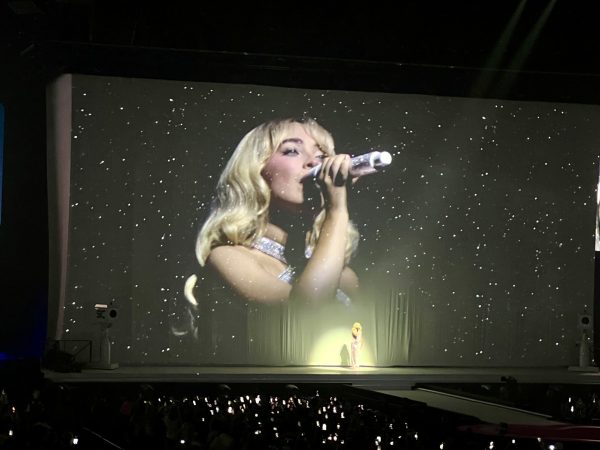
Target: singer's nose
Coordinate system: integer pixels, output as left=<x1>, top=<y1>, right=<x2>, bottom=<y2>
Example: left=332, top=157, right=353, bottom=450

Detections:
left=306, top=155, right=321, bottom=168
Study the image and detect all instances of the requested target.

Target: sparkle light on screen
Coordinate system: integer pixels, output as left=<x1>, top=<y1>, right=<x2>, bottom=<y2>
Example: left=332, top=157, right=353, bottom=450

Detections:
left=50, top=74, right=600, bottom=367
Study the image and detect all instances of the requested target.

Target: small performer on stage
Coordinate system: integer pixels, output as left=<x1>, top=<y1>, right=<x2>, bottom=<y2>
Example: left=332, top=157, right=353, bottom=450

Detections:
left=350, top=322, right=363, bottom=369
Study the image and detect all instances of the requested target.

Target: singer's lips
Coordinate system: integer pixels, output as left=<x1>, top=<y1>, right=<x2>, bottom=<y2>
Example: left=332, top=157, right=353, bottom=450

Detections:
left=300, top=172, right=315, bottom=182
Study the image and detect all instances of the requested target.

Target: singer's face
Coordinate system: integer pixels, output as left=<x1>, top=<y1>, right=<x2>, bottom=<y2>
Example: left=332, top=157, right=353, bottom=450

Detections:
left=261, top=123, right=326, bottom=213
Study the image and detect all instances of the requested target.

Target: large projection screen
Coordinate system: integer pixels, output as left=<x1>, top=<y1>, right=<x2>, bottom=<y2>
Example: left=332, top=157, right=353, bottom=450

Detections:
left=47, top=73, right=600, bottom=367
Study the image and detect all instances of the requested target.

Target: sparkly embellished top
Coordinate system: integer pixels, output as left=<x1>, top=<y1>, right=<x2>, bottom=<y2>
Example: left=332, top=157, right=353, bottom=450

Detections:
left=250, top=236, right=351, bottom=306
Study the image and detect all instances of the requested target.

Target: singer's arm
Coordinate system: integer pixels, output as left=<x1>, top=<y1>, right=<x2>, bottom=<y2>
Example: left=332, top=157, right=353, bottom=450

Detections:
left=205, top=245, right=358, bottom=304
left=289, top=208, right=349, bottom=303
left=289, top=154, right=355, bottom=304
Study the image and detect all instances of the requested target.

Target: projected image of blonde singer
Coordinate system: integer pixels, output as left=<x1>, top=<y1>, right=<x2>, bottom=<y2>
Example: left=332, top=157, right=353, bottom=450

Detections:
left=180, top=118, right=375, bottom=365
left=55, top=74, right=600, bottom=368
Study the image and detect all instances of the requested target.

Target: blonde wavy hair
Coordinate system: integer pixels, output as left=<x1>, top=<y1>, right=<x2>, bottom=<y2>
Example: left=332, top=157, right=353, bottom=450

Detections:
left=195, top=117, right=359, bottom=266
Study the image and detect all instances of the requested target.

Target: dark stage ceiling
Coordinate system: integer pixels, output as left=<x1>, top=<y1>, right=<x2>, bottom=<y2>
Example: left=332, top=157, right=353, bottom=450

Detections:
left=2, top=1, right=600, bottom=76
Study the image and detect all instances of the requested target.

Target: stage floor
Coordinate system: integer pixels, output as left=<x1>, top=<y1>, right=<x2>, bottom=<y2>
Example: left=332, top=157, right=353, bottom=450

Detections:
left=43, top=365, right=600, bottom=426
left=43, top=364, right=600, bottom=389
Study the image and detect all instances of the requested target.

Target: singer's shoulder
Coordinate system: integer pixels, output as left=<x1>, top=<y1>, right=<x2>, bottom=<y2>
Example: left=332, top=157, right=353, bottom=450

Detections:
left=204, top=244, right=292, bottom=303
left=205, top=244, right=257, bottom=284
left=206, top=244, right=253, bottom=265
left=206, top=244, right=283, bottom=274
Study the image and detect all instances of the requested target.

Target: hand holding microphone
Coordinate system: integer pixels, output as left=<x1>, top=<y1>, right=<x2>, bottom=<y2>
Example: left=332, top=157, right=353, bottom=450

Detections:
left=302, top=150, right=392, bottom=211
left=304, top=151, right=392, bottom=180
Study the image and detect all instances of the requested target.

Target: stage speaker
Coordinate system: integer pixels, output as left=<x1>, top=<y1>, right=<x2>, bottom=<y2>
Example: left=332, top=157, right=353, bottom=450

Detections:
left=88, top=303, right=119, bottom=370
left=578, top=314, right=592, bottom=331
left=94, top=303, right=119, bottom=322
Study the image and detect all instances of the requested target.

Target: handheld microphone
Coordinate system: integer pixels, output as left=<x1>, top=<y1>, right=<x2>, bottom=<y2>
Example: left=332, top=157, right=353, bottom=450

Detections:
left=304, top=151, right=392, bottom=179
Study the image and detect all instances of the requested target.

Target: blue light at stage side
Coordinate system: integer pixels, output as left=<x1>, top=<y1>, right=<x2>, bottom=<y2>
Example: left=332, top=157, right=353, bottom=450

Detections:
left=0, top=103, right=4, bottom=225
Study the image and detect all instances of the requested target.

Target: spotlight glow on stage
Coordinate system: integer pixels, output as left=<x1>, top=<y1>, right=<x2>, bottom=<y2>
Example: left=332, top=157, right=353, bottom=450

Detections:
left=308, top=327, right=373, bottom=366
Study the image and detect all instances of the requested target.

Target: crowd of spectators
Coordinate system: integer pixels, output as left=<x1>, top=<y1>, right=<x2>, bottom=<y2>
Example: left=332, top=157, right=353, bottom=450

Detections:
left=2, top=363, right=600, bottom=449
left=0, top=378, right=452, bottom=449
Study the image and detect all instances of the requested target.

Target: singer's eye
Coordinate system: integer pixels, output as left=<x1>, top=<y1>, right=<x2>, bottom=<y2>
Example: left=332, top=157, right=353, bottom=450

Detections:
left=316, top=154, right=326, bottom=161
left=282, top=148, right=299, bottom=156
